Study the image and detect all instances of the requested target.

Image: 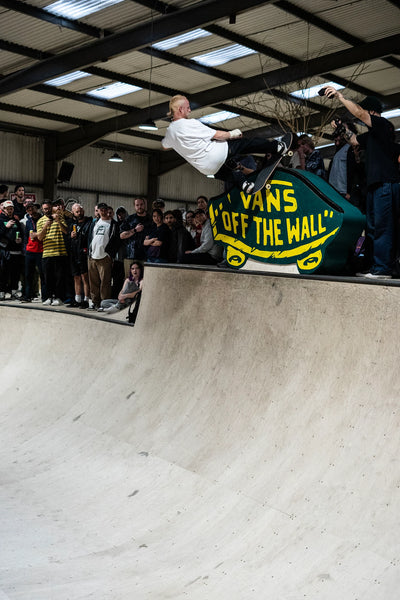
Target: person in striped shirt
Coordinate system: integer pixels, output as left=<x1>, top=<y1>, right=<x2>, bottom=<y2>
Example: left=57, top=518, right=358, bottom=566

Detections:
left=37, top=200, right=69, bottom=306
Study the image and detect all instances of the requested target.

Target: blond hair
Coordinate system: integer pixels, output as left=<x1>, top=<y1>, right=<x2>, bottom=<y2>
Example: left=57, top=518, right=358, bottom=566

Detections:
left=168, top=94, right=187, bottom=117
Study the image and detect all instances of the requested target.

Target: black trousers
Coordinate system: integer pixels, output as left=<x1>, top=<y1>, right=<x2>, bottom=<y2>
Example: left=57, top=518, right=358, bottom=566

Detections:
left=214, top=137, right=278, bottom=182
left=42, top=255, right=69, bottom=300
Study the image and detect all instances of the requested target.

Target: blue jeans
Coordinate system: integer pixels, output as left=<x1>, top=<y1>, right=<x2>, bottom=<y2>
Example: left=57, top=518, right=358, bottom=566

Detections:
left=366, top=182, right=400, bottom=275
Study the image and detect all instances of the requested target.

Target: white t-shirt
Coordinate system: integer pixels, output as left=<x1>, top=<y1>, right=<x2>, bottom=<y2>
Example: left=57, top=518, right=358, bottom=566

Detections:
left=90, top=219, right=111, bottom=259
left=162, top=118, right=228, bottom=175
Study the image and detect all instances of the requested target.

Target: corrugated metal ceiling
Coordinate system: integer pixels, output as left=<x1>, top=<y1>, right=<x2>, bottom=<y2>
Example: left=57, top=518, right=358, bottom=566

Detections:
left=0, top=0, right=398, bottom=159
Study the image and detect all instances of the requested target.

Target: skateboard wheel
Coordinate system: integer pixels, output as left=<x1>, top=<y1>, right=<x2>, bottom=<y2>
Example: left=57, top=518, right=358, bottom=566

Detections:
left=287, top=150, right=293, bottom=156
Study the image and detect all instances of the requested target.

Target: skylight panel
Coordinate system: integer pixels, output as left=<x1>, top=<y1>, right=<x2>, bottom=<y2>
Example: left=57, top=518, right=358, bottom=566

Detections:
left=382, top=108, right=400, bottom=119
left=152, top=29, right=212, bottom=51
left=193, top=44, right=257, bottom=67
left=46, top=0, right=124, bottom=20
left=199, top=111, right=240, bottom=125
left=46, top=71, right=91, bottom=86
left=87, top=82, right=142, bottom=99
left=291, top=82, right=344, bottom=100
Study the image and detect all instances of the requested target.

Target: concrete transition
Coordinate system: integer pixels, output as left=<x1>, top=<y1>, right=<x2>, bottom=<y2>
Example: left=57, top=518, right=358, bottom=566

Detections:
left=1, top=266, right=400, bottom=599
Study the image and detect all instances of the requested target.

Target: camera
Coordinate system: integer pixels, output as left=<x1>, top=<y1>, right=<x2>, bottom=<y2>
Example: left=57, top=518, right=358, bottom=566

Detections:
left=333, top=118, right=346, bottom=138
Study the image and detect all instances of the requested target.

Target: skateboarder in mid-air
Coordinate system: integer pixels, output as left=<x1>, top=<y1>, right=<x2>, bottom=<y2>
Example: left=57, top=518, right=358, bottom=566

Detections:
left=162, top=95, right=293, bottom=193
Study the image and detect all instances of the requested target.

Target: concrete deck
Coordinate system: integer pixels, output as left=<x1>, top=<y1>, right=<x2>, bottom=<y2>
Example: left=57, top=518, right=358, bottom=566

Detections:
left=1, top=266, right=400, bottom=599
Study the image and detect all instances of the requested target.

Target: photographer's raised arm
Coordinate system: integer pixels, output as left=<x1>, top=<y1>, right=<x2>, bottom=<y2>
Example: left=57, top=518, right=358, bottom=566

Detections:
left=324, top=86, right=372, bottom=128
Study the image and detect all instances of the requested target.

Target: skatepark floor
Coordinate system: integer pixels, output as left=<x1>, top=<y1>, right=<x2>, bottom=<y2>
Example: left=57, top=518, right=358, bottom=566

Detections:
left=1, top=265, right=400, bottom=599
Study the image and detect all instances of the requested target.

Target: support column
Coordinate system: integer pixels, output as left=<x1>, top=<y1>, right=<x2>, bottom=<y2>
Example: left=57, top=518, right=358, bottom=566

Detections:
left=43, top=136, right=58, bottom=200
left=147, top=152, right=160, bottom=203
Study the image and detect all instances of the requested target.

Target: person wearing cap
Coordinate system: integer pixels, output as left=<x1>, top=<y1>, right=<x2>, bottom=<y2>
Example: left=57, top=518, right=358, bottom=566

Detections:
left=0, top=199, right=24, bottom=300
left=324, top=87, right=400, bottom=279
left=162, top=95, right=292, bottom=194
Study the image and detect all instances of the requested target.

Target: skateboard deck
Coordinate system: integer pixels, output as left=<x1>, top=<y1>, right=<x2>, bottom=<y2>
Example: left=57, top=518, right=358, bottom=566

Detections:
left=252, top=132, right=294, bottom=194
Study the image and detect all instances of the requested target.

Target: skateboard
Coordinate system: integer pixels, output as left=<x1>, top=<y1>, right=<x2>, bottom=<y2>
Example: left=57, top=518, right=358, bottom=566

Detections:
left=252, top=132, right=294, bottom=194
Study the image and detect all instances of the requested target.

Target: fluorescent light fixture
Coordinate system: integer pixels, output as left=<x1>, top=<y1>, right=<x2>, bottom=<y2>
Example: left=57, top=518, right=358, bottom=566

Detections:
left=382, top=108, right=400, bottom=119
left=138, top=118, right=158, bottom=131
left=87, top=82, right=142, bottom=99
left=291, top=82, right=344, bottom=100
left=207, top=174, right=215, bottom=179
left=200, top=111, right=240, bottom=125
left=193, top=44, right=257, bottom=67
left=46, top=0, right=124, bottom=20
left=316, top=142, right=335, bottom=149
left=152, top=29, right=211, bottom=51
left=46, top=71, right=90, bottom=86
left=109, top=152, right=123, bottom=163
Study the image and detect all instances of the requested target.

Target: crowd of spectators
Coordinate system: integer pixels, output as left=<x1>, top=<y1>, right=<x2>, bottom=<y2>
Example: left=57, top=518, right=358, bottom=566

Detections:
left=0, top=186, right=221, bottom=312
left=1, top=104, right=399, bottom=308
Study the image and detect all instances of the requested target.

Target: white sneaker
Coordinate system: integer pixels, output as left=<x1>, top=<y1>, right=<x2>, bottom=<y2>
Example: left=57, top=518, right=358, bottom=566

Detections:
left=42, top=298, right=52, bottom=305
left=51, top=298, right=63, bottom=306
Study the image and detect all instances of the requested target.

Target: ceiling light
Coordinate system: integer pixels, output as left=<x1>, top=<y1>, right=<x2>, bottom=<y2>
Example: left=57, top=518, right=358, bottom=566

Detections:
left=382, top=108, right=400, bottom=119
left=46, top=71, right=90, bottom=86
left=138, top=118, right=158, bottom=131
left=192, top=44, right=257, bottom=67
left=88, top=82, right=142, bottom=100
left=109, top=152, right=123, bottom=163
left=46, top=0, right=124, bottom=20
left=200, top=110, right=240, bottom=125
left=152, top=29, right=211, bottom=51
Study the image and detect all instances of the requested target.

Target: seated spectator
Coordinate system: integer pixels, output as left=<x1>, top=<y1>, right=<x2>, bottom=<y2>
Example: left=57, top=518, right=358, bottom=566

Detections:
left=143, top=208, right=171, bottom=263
left=87, top=202, right=120, bottom=310
left=21, top=202, right=45, bottom=302
left=296, top=134, right=326, bottom=179
left=99, top=261, right=143, bottom=314
left=68, top=203, right=92, bottom=308
left=0, top=199, right=24, bottom=300
left=182, top=209, right=222, bottom=265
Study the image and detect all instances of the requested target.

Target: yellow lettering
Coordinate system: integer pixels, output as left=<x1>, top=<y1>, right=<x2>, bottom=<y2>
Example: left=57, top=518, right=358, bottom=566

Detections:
left=310, top=214, right=318, bottom=236
left=286, top=218, right=300, bottom=244
left=283, top=188, right=297, bottom=212
left=253, top=216, right=262, bottom=244
left=266, top=189, right=280, bottom=212
left=251, top=193, right=264, bottom=211
left=231, top=212, right=239, bottom=235
left=222, top=211, right=232, bottom=231
left=240, top=191, right=252, bottom=210
left=318, top=213, right=327, bottom=234
left=241, top=213, right=249, bottom=238
left=301, top=216, right=310, bottom=240
left=274, top=219, right=283, bottom=246
left=263, top=219, right=274, bottom=245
